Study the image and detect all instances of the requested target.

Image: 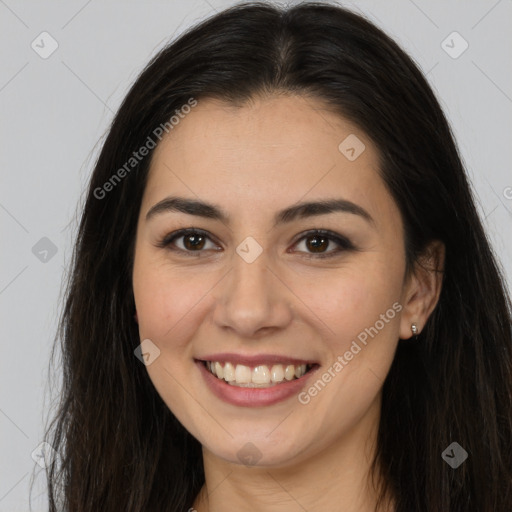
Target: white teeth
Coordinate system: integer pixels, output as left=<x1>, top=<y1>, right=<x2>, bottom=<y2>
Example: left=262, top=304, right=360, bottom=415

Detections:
left=205, top=361, right=310, bottom=387
left=235, top=364, right=252, bottom=384
left=214, top=362, right=224, bottom=379
left=252, top=365, right=270, bottom=385
left=223, top=362, right=236, bottom=382
left=270, top=364, right=284, bottom=383
left=284, top=365, right=295, bottom=381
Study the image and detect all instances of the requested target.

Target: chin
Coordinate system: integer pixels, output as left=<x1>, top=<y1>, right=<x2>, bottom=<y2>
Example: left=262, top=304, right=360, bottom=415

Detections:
left=201, top=429, right=310, bottom=468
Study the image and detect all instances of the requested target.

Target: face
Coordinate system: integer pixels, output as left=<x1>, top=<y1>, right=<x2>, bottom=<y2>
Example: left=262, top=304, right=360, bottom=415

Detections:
left=132, top=94, right=411, bottom=467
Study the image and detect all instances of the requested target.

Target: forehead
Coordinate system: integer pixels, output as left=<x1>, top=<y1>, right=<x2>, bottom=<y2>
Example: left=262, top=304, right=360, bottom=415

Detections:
left=142, top=95, right=396, bottom=229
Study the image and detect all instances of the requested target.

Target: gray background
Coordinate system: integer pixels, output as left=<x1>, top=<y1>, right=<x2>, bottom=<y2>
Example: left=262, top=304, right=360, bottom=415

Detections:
left=1, top=0, right=511, bottom=510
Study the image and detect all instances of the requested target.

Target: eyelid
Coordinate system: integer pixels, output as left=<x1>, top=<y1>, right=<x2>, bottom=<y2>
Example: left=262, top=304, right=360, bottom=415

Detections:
left=157, top=227, right=220, bottom=253
left=157, top=228, right=355, bottom=258
left=289, top=229, right=355, bottom=258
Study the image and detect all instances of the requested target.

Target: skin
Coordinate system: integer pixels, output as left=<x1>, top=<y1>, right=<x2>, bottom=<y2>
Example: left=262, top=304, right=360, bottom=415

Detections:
left=132, top=94, right=445, bottom=512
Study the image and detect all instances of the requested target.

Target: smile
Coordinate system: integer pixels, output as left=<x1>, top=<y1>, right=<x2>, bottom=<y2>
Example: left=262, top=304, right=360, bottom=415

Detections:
left=203, top=361, right=313, bottom=387
left=195, top=354, right=320, bottom=407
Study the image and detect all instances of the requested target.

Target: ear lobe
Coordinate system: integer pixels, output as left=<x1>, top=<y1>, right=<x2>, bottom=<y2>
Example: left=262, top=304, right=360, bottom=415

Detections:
left=399, top=239, right=445, bottom=339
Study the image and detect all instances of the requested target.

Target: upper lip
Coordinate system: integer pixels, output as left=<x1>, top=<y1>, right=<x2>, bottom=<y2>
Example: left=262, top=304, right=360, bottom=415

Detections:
left=196, top=353, right=318, bottom=367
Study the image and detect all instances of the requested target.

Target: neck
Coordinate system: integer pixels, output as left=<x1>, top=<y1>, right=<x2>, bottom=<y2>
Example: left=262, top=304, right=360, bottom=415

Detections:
left=192, top=394, right=394, bottom=512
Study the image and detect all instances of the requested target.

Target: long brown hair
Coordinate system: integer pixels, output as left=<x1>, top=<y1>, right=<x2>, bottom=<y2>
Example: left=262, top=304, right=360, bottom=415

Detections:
left=38, top=2, right=512, bottom=510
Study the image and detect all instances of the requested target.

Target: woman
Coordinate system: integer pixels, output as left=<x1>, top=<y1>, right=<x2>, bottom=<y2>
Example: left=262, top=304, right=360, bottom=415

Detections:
left=41, top=2, right=512, bottom=511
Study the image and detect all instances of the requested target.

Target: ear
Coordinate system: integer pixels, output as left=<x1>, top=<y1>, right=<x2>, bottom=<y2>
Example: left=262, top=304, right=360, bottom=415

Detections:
left=399, top=239, right=445, bottom=340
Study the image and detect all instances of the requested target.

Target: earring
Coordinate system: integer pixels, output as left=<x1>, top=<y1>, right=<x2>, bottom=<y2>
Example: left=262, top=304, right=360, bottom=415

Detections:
left=411, top=323, right=419, bottom=337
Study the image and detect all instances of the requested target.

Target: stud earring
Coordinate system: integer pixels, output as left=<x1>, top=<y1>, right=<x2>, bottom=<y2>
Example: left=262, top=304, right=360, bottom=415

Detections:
left=411, top=323, right=419, bottom=337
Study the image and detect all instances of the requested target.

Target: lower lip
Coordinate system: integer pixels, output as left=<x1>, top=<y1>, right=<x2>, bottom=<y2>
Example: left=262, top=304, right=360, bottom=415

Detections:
left=196, top=360, right=319, bottom=407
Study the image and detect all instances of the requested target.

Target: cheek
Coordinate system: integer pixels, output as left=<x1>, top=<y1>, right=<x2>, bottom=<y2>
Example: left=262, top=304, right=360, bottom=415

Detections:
left=305, top=265, right=401, bottom=344
left=132, top=259, right=209, bottom=410
left=132, top=256, right=212, bottom=347
left=293, top=269, right=401, bottom=437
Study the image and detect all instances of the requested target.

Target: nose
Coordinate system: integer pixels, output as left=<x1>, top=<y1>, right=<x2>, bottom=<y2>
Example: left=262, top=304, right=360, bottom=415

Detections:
left=211, top=249, right=294, bottom=339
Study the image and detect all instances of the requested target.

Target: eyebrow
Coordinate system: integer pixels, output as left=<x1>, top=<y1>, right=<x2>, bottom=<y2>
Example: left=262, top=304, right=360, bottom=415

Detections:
left=145, top=196, right=375, bottom=227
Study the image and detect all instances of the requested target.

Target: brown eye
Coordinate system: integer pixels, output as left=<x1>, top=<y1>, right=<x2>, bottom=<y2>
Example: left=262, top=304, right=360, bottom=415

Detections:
left=292, top=230, right=354, bottom=259
left=182, top=233, right=206, bottom=251
left=158, top=228, right=219, bottom=255
left=158, top=228, right=354, bottom=259
left=304, top=234, right=330, bottom=253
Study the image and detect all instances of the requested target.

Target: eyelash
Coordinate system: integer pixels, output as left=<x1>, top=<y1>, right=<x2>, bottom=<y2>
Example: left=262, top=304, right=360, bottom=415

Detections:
left=156, top=228, right=355, bottom=259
